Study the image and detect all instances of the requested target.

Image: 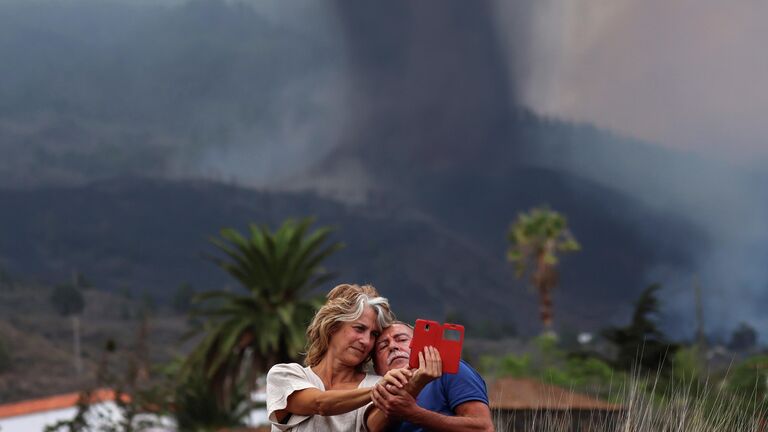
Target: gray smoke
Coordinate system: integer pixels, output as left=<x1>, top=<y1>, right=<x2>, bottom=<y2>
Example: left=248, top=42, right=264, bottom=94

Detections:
left=515, top=0, right=768, bottom=340
left=0, top=0, right=348, bottom=188
left=2, top=0, right=766, bottom=341
left=511, top=0, right=768, bottom=160
left=183, top=0, right=349, bottom=186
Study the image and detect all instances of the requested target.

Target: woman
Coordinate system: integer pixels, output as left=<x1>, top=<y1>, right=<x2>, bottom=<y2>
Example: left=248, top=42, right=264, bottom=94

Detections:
left=266, top=283, right=407, bottom=431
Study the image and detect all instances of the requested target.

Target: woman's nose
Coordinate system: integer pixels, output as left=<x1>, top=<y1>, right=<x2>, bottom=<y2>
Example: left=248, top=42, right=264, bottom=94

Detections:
left=361, top=332, right=372, bottom=345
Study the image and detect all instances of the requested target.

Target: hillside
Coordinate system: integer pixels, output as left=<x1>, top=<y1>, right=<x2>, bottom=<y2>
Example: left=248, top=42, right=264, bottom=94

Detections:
left=0, top=178, right=537, bottom=329
left=0, top=281, right=187, bottom=403
left=0, top=175, right=699, bottom=338
left=0, top=0, right=732, bottom=354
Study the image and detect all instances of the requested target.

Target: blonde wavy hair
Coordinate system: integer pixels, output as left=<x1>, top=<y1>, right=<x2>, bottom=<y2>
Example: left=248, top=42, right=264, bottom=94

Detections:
left=304, top=284, right=394, bottom=369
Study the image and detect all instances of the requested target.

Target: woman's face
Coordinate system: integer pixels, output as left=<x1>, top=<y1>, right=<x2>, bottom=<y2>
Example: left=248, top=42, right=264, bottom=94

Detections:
left=328, top=306, right=381, bottom=367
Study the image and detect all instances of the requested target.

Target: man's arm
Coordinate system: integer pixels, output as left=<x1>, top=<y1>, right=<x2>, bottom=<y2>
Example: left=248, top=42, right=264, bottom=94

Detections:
left=404, top=399, right=494, bottom=432
left=372, top=386, right=494, bottom=432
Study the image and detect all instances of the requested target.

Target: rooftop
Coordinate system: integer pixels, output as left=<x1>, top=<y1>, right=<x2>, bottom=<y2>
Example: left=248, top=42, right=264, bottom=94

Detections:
left=489, top=378, right=623, bottom=411
left=0, top=388, right=127, bottom=420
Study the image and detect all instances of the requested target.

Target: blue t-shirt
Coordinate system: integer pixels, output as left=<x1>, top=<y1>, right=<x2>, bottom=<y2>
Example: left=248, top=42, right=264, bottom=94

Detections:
left=395, top=360, right=489, bottom=432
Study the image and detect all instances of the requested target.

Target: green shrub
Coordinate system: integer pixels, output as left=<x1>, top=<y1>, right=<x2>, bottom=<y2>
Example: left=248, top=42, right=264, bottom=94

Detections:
left=564, top=357, right=615, bottom=385
left=671, top=346, right=703, bottom=382
left=728, top=354, right=768, bottom=403
left=499, top=353, right=532, bottom=377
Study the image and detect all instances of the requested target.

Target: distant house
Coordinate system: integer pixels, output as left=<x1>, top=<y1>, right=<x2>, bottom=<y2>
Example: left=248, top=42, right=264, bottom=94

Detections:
left=0, top=389, right=268, bottom=432
left=489, top=377, right=625, bottom=432
left=0, top=388, right=173, bottom=431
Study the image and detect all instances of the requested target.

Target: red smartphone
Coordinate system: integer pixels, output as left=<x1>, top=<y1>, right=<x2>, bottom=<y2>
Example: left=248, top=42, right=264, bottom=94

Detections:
left=408, top=319, right=464, bottom=374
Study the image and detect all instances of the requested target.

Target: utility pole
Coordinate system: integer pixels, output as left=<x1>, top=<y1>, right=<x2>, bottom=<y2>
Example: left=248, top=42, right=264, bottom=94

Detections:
left=694, top=275, right=707, bottom=355
left=70, top=270, right=83, bottom=376
left=73, top=315, right=82, bottom=376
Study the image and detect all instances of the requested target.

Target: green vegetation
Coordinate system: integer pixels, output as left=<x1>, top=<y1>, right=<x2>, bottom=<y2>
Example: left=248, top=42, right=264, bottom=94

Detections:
left=161, top=359, right=252, bottom=431
left=480, top=280, right=768, bottom=429
left=480, top=334, right=621, bottom=401
left=507, top=206, right=580, bottom=332
left=602, top=283, right=678, bottom=373
left=483, top=332, right=768, bottom=430
left=44, top=324, right=158, bottom=432
left=185, top=218, right=343, bottom=404
left=3, top=211, right=759, bottom=431
left=729, top=322, right=758, bottom=351
left=727, top=354, right=768, bottom=401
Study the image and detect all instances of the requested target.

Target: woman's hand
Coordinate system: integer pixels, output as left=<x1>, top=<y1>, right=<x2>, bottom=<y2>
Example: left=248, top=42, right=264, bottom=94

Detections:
left=410, top=346, right=442, bottom=389
left=377, top=367, right=412, bottom=390
left=371, top=379, right=420, bottom=420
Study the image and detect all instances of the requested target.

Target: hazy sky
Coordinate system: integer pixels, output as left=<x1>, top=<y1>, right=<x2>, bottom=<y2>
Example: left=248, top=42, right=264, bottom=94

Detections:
left=502, top=0, right=768, bottom=161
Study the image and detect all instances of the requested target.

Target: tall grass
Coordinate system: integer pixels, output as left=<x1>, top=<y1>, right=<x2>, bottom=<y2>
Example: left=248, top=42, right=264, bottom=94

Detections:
left=491, top=367, right=768, bottom=431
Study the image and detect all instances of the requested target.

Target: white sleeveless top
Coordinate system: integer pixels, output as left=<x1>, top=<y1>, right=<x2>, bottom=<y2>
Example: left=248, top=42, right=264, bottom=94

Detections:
left=266, top=363, right=380, bottom=432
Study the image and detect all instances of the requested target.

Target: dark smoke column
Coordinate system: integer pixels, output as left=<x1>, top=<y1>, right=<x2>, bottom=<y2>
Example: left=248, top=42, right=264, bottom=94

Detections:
left=331, top=0, right=522, bottom=190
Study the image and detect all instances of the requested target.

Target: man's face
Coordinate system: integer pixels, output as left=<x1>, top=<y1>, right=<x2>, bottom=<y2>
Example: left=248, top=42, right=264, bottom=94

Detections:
left=373, top=323, right=413, bottom=375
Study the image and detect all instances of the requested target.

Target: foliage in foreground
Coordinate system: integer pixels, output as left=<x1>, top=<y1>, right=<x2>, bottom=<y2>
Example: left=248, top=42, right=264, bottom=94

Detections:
left=491, top=371, right=768, bottom=431
left=185, top=218, right=343, bottom=404
left=43, top=331, right=252, bottom=431
left=483, top=335, right=768, bottom=431
left=44, top=323, right=159, bottom=432
left=480, top=334, right=623, bottom=401
left=157, top=358, right=253, bottom=432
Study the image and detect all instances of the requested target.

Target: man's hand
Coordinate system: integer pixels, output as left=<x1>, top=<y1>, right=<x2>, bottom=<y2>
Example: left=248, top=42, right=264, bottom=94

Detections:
left=409, top=346, right=442, bottom=390
left=371, top=380, right=420, bottom=419
left=371, top=345, right=441, bottom=422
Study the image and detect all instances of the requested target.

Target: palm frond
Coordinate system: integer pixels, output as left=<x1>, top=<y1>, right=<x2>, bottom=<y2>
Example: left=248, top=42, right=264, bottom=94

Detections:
left=188, top=218, right=341, bottom=407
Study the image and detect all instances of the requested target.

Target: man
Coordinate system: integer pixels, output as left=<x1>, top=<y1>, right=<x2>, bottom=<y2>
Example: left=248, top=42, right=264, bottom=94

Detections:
left=367, top=321, right=494, bottom=432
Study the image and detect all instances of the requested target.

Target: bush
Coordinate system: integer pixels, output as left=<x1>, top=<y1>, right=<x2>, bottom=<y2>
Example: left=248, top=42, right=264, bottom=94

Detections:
left=483, top=334, right=620, bottom=401
left=728, top=354, right=768, bottom=403
left=563, top=356, right=615, bottom=386
left=492, top=372, right=768, bottom=432
left=728, top=322, right=758, bottom=352
left=499, top=353, right=532, bottom=377
left=485, top=338, right=768, bottom=431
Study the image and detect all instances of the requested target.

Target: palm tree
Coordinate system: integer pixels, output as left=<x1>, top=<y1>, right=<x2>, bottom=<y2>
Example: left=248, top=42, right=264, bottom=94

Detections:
left=186, top=218, right=343, bottom=405
left=507, top=207, right=580, bottom=333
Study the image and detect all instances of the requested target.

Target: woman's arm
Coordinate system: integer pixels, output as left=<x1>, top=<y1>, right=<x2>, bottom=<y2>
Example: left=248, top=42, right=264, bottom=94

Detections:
left=275, top=386, right=372, bottom=420
left=273, top=370, right=410, bottom=423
